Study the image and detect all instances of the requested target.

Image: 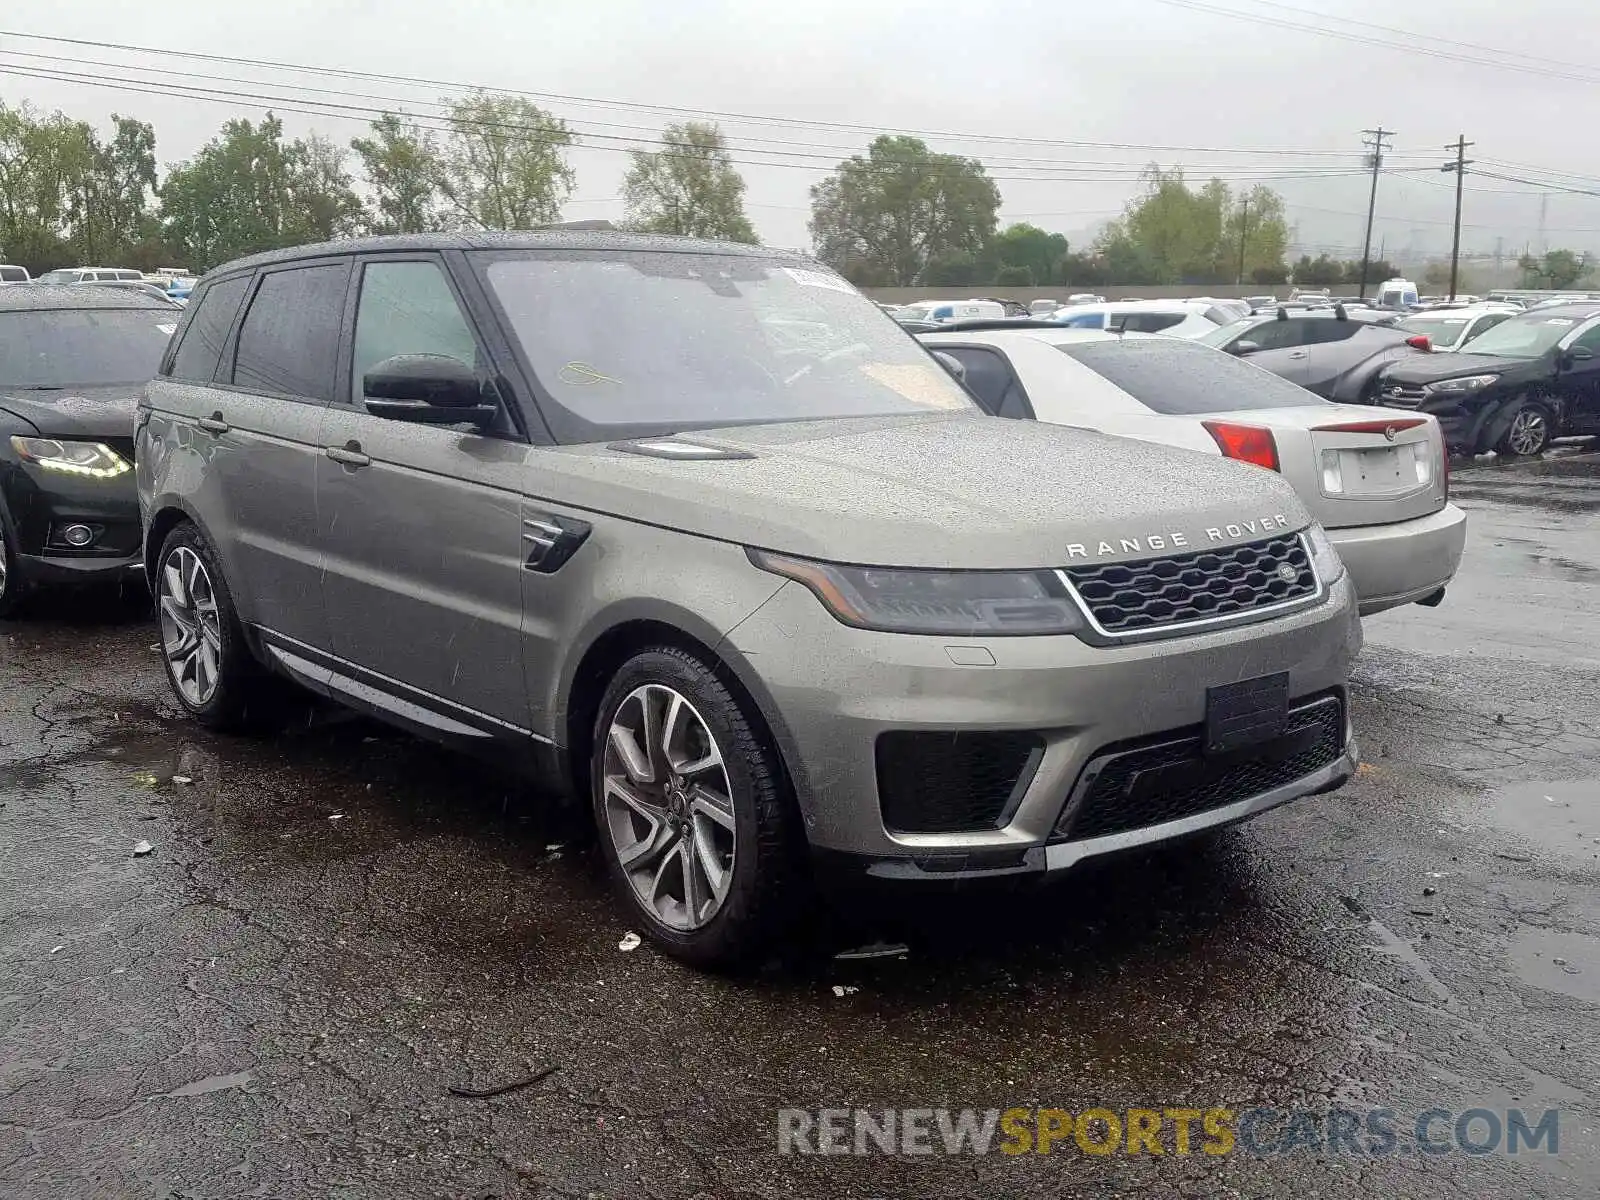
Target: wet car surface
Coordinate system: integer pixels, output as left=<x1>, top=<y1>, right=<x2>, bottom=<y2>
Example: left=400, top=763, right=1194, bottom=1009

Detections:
left=2, top=452, right=1598, bottom=1198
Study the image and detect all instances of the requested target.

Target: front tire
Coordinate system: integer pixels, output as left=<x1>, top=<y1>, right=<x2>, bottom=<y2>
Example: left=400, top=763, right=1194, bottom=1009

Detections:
left=590, top=646, right=804, bottom=969
left=1495, top=399, right=1554, bottom=457
left=0, top=505, right=28, bottom=619
left=154, top=522, right=286, bottom=731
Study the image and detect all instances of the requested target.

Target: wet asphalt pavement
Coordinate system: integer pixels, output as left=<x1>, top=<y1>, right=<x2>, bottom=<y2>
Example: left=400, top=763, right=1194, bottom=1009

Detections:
left=2, top=450, right=1598, bottom=1200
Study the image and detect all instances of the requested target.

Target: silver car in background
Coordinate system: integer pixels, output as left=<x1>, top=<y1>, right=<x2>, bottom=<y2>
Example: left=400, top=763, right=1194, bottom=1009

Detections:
left=922, top=327, right=1466, bottom=615
left=138, top=232, right=1360, bottom=967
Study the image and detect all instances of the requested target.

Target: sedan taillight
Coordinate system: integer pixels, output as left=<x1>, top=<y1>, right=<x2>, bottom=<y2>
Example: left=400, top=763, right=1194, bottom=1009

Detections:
left=1202, top=420, right=1280, bottom=471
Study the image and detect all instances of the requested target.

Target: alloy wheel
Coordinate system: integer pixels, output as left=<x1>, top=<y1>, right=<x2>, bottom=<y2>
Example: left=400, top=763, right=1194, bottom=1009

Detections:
left=1508, top=408, right=1548, bottom=456
left=0, top=534, right=9, bottom=600
left=158, top=545, right=223, bottom=707
left=601, top=683, right=737, bottom=932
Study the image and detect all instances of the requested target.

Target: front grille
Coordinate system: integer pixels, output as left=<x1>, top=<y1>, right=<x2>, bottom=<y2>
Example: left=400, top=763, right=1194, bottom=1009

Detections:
left=1381, top=385, right=1427, bottom=410
left=1061, top=533, right=1316, bottom=636
left=876, top=731, right=1043, bottom=834
left=1054, top=695, right=1344, bottom=842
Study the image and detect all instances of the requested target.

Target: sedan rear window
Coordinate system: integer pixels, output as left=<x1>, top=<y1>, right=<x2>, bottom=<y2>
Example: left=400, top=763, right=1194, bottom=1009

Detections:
left=0, top=307, right=177, bottom=388
left=1055, top=339, right=1328, bottom=414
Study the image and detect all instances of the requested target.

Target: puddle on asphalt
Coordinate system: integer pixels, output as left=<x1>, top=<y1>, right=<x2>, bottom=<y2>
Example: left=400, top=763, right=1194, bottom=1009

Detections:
left=1477, top=780, right=1600, bottom=863
left=1507, top=928, right=1600, bottom=1004
left=166, top=1070, right=253, bottom=1098
left=1522, top=552, right=1600, bottom=584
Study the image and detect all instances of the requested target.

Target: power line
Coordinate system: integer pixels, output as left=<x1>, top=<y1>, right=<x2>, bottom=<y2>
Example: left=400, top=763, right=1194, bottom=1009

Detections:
left=1142, top=0, right=1600, bottom=87
left=0, top=60, right=1398, bottom=188
left=0, top=27, right=1439, bottom=162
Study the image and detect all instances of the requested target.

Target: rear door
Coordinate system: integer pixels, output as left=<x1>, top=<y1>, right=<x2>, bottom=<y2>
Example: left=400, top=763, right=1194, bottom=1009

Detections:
left=314, top=253, right=531, bottom=729
left=214, top=259, right=350, bottom=651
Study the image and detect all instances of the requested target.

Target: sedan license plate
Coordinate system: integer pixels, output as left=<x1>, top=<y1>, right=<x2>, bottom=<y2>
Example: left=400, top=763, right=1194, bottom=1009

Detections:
left=1205, top=673, right=1289, bottom=755
left=1341, top=446, right=1405, bottom=491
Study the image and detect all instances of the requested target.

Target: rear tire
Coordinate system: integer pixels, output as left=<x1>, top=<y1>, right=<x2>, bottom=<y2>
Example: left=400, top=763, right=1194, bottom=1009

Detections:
left=1495, top=399, right=1554, bottom=457
left=590, top=646, right=805, bottom=969
left=154, top=522, right=288, bottom=732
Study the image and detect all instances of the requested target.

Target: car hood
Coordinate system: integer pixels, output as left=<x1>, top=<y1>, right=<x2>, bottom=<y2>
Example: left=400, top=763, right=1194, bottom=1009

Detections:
left=533, top=413, right=1312, bottom=569
left=0, top=385, right=140, bottom=440
left=1381, top=352, right=1535, bottom=386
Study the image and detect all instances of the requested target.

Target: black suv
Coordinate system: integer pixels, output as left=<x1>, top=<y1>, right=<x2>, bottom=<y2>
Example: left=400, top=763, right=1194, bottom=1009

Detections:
left=1377, top=303, right=1600, bottom=456
left=0, top=285, right=177, bottom=614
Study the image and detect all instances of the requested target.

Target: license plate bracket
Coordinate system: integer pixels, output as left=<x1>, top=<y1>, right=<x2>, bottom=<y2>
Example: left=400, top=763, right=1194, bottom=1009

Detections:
left=1205, top=672, right=1289, bottom=755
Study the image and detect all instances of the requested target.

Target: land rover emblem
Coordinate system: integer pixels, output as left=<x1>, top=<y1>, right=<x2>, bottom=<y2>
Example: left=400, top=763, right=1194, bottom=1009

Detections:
left=1276, top=563, right=1299, bottom=584
left=1384, top=424, right=1398, bottom=442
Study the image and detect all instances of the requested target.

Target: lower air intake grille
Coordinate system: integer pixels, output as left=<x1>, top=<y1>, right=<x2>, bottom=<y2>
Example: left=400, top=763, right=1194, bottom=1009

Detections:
left=1054, top=695, right=1344, bottom=842
left=876, top=731, right=1043, bottom=834
left=1062, top=533, right=1317, bottom=635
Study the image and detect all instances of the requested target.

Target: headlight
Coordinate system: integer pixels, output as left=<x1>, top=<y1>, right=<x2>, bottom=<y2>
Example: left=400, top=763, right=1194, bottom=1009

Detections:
left=1304, top=523, right=1345, bottom=584
left=10, top=436, right=131, bottom=478
left=1424, top=374, right=1499, bottom=394
left=749, top=550, right=1084, bottom=635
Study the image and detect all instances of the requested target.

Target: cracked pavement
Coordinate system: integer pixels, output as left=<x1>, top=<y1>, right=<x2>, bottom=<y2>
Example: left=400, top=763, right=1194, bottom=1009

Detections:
left=2, top=451, right=1597, bottom=1199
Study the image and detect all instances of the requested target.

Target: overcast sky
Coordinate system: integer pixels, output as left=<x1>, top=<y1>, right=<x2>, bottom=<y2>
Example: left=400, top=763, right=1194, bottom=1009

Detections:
left=4, top=0, right=1598, bottom=263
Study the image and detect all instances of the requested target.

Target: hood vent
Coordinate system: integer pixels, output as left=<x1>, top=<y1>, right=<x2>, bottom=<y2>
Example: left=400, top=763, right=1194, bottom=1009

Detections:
left=607, top=437, right=754, bottom=461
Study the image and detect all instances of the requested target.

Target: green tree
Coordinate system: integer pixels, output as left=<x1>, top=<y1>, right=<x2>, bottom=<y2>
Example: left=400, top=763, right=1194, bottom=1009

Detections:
left=809, top=135, right=1000, bottom=286
left=995, top=264, right=1034, bottom=286
left=622, top=121, right=756, bottom=242
left=1293, top=253, right=1344, bottom=286
left=1339, top=259, right=1400, bottom=290
left=1251, top=264, right=1288, bottom=286
left=1060, top=250, right=1111, bottom=287
left=439, top=93, right=576, bottom=230
left=0, top=103, right=80, bottom=271
left=1225, top=185, right=1289, bottom=284
left=920, top=252, right=979, bottom=287
left=351, top=113, right=446, bottom=234
left=993, top=222, right=1068, bottom=285
left=1520, top=248, right=1588, bottom=289
left=161, top=114, right=364, bottom=270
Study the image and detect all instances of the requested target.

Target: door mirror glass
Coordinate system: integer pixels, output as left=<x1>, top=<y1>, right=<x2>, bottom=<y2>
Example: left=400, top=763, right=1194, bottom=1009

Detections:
left=363, top=354, right=496, bottom=426
left=1566, top=345, right=1595, bottom=363
left=1232, top=340, right=1262, bottom=356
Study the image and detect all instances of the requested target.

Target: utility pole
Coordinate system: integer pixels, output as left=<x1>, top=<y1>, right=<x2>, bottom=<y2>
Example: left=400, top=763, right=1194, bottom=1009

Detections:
left=1236, top=195, right=1250, bottom=286
left=1357, top=127, right=1394, bottom=300
left=1441, top=134, right=1474, bottom=300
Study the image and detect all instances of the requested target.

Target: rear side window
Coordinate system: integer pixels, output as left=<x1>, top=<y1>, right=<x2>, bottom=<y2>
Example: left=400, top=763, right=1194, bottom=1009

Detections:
left=168, top=275, right=249, bottom=383
left=0, top=266, right=27, bottom=282
left=231, top=263, right=349, bottom=402
left=1057, top=339, right=1328, bottom=414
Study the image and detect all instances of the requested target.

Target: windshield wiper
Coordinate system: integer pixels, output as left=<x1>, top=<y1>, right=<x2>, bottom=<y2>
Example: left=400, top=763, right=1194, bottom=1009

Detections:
left=12, top=385, right=64, bottom=391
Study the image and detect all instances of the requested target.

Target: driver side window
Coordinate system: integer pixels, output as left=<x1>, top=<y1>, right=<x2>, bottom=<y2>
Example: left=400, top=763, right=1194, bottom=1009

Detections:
left=350, top=260, right=479, bottom=403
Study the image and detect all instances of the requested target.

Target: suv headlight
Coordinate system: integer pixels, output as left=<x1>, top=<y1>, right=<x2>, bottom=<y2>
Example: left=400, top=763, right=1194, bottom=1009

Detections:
left=10, top=436, right=131, bottom=478
left=1424, top=374, right=1498, bottom=394
left=1304, top=523, right=1345, bottom=584
left=749, top=550, right=1084, bottom=635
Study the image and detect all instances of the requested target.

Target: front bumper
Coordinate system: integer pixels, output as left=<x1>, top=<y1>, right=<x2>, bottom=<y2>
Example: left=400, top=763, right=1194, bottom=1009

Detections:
left=723, top=571, right=1361, bottom=873
left=0, top=460, right=142, bottom=586
left=1327, top=503, right=1467, bottom=616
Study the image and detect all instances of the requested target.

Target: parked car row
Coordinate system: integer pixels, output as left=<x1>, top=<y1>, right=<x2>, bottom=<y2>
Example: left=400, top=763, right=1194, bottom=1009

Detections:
left=8, top=234, right=1479, bottom=969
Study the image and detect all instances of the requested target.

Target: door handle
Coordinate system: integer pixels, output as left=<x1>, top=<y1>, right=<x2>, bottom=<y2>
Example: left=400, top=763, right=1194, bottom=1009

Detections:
left=1288, top=350, right=1308, bottom=359
left=196, top=412, right=230, bottom=434
left=325, top=441, right=370, bottom=468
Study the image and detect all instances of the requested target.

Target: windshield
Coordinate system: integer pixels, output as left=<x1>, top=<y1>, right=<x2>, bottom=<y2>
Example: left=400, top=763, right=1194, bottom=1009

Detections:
left=476, top=250, right=974, bottom=441
left=1457, top=312, right=1584, bottom=359
left=1396, top=315, right=1471, bottom=348
left=35, top=270, right=83, bottom=285
left=1196, top=317, right=1259, bottom=348
left=0, top=307, right=177, bottom=388
left=1055, top=338, right=1327, bottom=414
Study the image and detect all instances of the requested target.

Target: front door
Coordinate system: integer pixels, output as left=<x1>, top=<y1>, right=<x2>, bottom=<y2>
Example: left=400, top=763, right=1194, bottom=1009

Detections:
left=1557, top=321, right=1600, bottom=435
left=314, top=255, right=531, bottom=729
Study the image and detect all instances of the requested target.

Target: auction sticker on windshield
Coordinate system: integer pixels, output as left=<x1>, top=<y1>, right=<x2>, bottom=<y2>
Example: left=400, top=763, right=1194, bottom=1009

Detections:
left=783, top=267, right=855, bottom=294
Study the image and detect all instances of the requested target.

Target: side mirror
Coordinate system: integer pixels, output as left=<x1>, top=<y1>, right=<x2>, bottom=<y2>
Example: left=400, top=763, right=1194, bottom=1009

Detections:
left=362, top=354, right=497, bottom=427
left=1565, top=345, right=1595, bottom=365
left=932, top=351, right=966, bottom=382
left=1232, top=340, right=1263, bottom=356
